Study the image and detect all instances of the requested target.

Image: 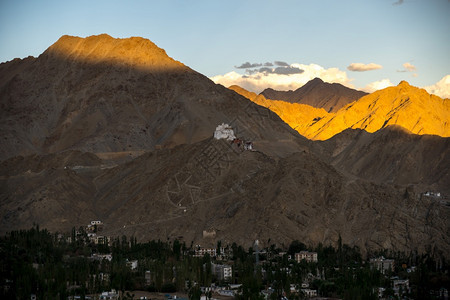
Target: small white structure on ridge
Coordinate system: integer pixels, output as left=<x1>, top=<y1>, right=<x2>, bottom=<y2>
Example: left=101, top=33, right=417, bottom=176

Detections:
left=214, top=123, right=236, bottom=141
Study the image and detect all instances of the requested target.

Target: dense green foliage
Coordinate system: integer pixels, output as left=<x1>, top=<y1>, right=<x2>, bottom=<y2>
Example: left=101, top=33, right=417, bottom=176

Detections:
left=0, top=227, right=448, bottom=299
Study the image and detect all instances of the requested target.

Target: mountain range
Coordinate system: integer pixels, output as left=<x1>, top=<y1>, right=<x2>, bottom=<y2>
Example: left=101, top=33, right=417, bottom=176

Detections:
left=1, top=34, right=448, bottom=257
left=232, top=81, right=449, bottom=140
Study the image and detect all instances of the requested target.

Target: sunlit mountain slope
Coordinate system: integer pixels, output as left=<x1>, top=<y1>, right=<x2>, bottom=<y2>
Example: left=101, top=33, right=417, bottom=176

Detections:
left=229, top=85, right=331, bottom=137
left=231, top=80, right=450, bottom=140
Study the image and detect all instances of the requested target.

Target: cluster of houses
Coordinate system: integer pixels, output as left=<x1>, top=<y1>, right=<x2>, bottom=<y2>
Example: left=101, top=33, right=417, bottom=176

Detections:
left=64, top=237, right=428, bottom=300
left=59, top=220, right=112, bottom=246
left=192, top=246, right=320, bottom=298
left=83, top=249, right=421, bottom=299
left=85, top=221, right=111, bottom=245
left=370, top=256, right=416, bottom=298
left=375, top=278, right=411, bottom=299
left=259, top=283, right=318, bottom=299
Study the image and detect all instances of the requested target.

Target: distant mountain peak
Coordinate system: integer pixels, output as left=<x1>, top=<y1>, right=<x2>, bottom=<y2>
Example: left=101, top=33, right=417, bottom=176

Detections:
left=398, top=80, right=410, bottom=87
left=260, top=78, right=367, bottom=112
left=308, top=77, right=324, bottom=84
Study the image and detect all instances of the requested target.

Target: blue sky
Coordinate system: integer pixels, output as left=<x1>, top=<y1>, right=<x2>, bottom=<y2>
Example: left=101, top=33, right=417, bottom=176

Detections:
left=0, top=0, right=449, bottom=96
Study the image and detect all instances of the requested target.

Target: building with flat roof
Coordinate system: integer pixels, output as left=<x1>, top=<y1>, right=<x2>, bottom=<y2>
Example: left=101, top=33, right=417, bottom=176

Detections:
left=295, top=251, right=318, bottom=263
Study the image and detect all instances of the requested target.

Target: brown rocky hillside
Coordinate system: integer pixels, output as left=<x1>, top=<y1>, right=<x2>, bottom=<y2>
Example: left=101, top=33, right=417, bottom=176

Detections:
left=260, top=77, right=367, bottom=112
left=231, top=84, right=450, bottom=195
left=0, top=34, right=449, bottom=258
left=313, top=126, right=450, bottom=195
left=0, top=34, right=302, bottom=161
left=1, top=139, right=448, bottom=257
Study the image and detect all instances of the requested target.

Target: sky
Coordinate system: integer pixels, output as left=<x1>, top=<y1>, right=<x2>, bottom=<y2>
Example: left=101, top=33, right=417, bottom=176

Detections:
left=0, top=0, right=449, bottom=97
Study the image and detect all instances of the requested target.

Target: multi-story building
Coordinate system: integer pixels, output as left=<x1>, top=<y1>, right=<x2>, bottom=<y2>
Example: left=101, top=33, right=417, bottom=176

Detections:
left=194, top=246, right=217, bottom=257
left=370, top=256, right=394, bottom=274
left=211, top=263, right=232, bottom=281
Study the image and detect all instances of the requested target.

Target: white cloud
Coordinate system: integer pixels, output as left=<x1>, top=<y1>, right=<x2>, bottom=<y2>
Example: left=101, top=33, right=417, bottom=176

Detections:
left=347, top=63, right=383, bottom=72
left=362, top=79, right=394, bottom=93
left=210, top=63, right=353, bottom=94
left=424, top=75, right=450, bottom=99
left=403, top=62, right=416, bottom=72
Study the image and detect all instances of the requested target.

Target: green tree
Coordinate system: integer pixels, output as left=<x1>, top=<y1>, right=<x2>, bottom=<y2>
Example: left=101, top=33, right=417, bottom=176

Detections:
left=188, top=285, right=202, bottom=300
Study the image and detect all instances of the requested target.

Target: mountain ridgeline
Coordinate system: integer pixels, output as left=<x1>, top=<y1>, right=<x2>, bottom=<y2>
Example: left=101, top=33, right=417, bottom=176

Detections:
left=260, top=77, right=368, bottom=113
left=0, top=34, right=301, bottom=161
left=0, top=34, right=448, bottom=258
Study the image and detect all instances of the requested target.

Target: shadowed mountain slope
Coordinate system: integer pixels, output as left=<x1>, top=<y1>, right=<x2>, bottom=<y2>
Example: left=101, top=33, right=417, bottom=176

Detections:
left=260, top=78, right=367, bottom=112
left=0, top=34, right=303, bottom=161
left=1, top=139, right=448, bottom=257
left=313, top=126, right=450, bottom=195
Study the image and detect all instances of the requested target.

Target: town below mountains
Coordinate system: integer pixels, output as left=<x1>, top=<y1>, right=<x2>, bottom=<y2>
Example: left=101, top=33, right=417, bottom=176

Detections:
left=1, top=226, right=446, bottom=299
left=0, top=34, right=449, bottom=272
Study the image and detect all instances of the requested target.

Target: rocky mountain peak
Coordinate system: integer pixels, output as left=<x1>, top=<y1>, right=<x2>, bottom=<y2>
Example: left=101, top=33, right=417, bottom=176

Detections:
left=305, top=77, right=324, bottom=86
left=398, top=80, right=411, bottom=87
left=260, top=77, right=367, bottom=112
left=44, top=34, right=186, bottom=71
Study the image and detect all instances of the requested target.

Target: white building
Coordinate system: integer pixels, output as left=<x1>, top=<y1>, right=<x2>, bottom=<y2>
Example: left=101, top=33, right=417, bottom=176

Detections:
left=194, top=247, right=217, bottom=257
left=370, top=256, right=394, bottom=274
left=214, top=123, right=236, bottom=141
left=295, top=251, right=318, bottom=263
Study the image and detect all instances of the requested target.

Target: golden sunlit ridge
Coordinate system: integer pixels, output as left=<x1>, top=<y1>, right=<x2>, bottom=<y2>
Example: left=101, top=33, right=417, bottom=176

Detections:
left=230, top=81, right=450, bottom=140
left=46, top=34, right=186, bottom=71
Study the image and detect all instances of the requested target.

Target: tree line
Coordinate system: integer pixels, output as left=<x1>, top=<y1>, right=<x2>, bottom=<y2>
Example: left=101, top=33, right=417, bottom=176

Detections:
left=0, top=226, right=448, bottom=299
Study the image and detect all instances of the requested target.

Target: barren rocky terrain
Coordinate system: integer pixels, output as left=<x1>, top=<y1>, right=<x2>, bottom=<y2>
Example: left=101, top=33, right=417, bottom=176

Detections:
left=1, top=34, right=448, bottom=257
left=0, top=34, right=302, bottom=161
